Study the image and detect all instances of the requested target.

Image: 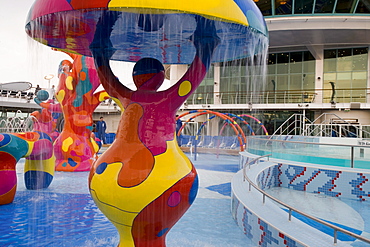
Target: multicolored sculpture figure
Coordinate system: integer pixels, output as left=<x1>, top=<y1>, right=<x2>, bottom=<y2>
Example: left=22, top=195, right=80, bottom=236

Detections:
left=0, top=133, right=34, bottom=205
left=87, top=15, right=218, bottom=246
left=36, top=50, right=113, bottom=172
left=32, top=92, right=61, bottom=141
left=0, top=103, right=57, bottom=204
left=26, top=0, right=268, bottom=245
left=24, top=100, right=58, bottom=190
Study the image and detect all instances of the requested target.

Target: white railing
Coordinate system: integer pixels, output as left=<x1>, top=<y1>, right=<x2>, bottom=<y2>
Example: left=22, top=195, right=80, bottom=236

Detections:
left=242, top=154, right=370, bottom=245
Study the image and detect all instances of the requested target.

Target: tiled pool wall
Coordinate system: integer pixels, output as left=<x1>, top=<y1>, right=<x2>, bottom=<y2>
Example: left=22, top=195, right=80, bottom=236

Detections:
left=231, top=195, right=306, bottom=247
left=258, top=163, right=370, bottom=201
left=233, top=153, right=370, bottom=246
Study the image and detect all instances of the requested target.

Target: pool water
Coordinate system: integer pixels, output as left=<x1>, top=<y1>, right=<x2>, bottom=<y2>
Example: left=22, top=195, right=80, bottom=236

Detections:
left=248, top=147, right=370, bottom=169
left=0, top=153, right=253, bottom=247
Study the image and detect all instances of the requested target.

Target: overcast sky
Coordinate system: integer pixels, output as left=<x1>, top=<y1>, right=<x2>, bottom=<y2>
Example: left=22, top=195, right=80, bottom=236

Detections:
left=0, top=0, right=138, bottom=90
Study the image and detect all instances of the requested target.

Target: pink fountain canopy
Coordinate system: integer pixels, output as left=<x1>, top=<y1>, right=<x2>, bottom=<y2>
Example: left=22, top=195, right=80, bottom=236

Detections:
left=25, top=0, right=268, bottom=64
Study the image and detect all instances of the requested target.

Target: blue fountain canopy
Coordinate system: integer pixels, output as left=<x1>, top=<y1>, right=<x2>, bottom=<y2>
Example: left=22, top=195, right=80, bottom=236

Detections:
left=26, top=0, right=268, bottom=64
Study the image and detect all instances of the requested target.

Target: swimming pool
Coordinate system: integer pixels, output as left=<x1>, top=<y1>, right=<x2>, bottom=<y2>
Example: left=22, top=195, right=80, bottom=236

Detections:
left=0, top=153, right=253, bottom=247
left=235, top=151, right=370, bottom=246
left=247, top=135, right=370, bottom=169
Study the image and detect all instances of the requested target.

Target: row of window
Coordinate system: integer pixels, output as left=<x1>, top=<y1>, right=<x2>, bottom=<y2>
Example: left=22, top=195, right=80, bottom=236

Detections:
left=192, top=47, right=369, bottom=104
left=255, top=0, right=369, bottom=16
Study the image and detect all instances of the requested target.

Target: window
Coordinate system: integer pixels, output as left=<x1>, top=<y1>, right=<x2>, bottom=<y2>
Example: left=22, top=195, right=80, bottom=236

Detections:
left=268, top=51, right=315, bottom=92
left=323, top=48, right=368, bottom=103
left=255, top=0, right=273, bottom=16
left=275, top=0, right=293, bottom=15
left=356, top=0, right=370, bottom=13
left=294, top=0, right=314, bottom=14
left=314, top=0, right=335, bottom=13
left=335, top=0, right=356, bottom=13
left=193, top=65, right=214, bottom=104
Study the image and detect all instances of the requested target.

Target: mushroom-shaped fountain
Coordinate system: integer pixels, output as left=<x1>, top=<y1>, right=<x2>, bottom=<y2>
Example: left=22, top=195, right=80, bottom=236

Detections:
left=26, top=1, right=268, bottom=246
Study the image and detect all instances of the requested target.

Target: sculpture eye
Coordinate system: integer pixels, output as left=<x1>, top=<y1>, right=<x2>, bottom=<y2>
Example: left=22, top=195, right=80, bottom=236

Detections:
left=96, top=162, right=108, bottom=174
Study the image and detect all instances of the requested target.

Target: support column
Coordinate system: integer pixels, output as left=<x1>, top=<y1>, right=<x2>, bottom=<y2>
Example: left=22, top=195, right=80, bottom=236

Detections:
left=367, top=46, right=370, bottom=103
left=214, top=63, right=221, bottom=105
left=307, top=45, right=324, bottom=104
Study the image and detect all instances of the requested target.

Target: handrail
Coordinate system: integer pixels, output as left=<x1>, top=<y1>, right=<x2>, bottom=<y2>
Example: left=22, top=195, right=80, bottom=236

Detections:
left=253, top=135, right=370, bottom=149
left=242, top=156, right=370, bottom=245
left=242, top=154, right=272, bottom=182
left=186, top=87, right=370, bottom=106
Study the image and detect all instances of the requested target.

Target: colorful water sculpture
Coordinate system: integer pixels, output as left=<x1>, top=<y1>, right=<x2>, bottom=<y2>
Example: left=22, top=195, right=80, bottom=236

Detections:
left=25, top=0, right=268, bottom=246
left=36, top=50, right=112, bottom=172
left=33, top=91, right=61, bottom=141
left=25, top=0, right=268, bottom=64
left=0, top=106, right=57, bottom=204
left=24, top=106, right=58, bottom=190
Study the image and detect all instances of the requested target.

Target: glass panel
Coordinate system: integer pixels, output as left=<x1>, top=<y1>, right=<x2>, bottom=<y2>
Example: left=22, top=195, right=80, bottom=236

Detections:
left=276, top=75, right=289, bottom=90
left=206, top=65, right=214, bottom=78
left=324, top=49, right=336, bottom=59
left=303, top=51, right=315, bottom=73
left=337, top=72, right=351, bottom=83
left=277, top=53, right=289, bottom=74
left=303, top=74, right=315, bottom=90
left=255, top=0, right=273, bottom=16
left=290, top=74, right=303, bottom=90
left=353, top=54, right=368, bottom=71
left=219, top=77, right=228, bottom=91
left=195, top=65, right=214, bottom=101
left=323, top=73, right=336, bottom=103
left=289, top=52, right=303, bottom=73
left=268, top=53, right=277, bottom=65
left=303, top=60, right=315, bottom=73
left=267, top=75, right=276, bottom=91
left=356, top=0, right=370, bottom=13
left=335, top=0, right=356, bottom=13
left=325, top=72, right=337, bottom=81
left=352, top=72, right=367, bottom=102
left=303, top=51, right=315, bottom=61
left=275, top=75, right=289, bottom=103
left=290, top=61, right=303, bottom=73
left=275, top=0, right=293, bottom=15
left=324, top=58, right=337, bottom=72
left=220, top=67, right=229, bottom=77
left=338, top=48, right=352, bottom=58
left=277, top=63, right=289, bottom=74
left=351, top=89, right=366, bottom=102
left=240, top=66, right=247, bottom=76
left=337, top=49, right=353, bottom=71
left=240, top=76, right=248, bottom=91
left=353, top=47, right=368, bottom=55
left=352, top=71, right=367, bottom=81
left=294, top=0, right=314, bottom=14
left=267, top=54, right=276, bottom=74
left=337, top=72, right=351, bottom=103
left=314, top=0, right=335, bottom=13
left=232, top=78, right=242, bottom=91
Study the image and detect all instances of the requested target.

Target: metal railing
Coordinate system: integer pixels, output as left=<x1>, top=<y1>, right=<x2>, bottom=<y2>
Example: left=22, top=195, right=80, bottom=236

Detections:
left=247, top=135, right=370, bottom=169
left=185, top=87, right=369, bottom=106
left=271, top=113, right=370, bottom=138
left=242, top=154, right=370, bottom=245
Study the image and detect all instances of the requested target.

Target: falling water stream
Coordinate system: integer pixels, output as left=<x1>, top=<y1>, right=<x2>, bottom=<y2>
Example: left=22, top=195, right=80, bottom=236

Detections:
left=11, top=1, right=270, bottom=246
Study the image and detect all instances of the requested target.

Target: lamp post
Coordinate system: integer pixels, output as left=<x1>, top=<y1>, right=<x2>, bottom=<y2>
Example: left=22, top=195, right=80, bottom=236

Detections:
left=44, top=74, right=54, bottom=88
